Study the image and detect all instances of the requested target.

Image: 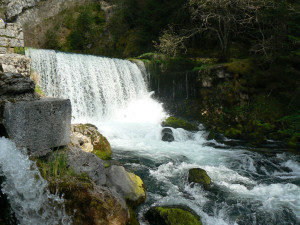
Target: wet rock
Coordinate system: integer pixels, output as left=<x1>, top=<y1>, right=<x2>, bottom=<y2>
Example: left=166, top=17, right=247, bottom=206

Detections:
left=161, top=128, right=174, bottom=142
left=67, top=147, right=107, bottom=186
left=3, top=98, right=71, bottom=156
left=107, top=165, right=146, bottom=207
left=188, top=168, right=211, bottom=187
left=71, top=123, right=112, bottom=160
left=145, top=206, right=202, bottom=225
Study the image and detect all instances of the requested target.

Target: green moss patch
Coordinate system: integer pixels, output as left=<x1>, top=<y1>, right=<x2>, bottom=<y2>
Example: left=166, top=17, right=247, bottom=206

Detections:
left=145, top=206, right=202, bottom=225
left=162, top=117, right=198, bottom=131
left=188, top=168, right=211, bottom=187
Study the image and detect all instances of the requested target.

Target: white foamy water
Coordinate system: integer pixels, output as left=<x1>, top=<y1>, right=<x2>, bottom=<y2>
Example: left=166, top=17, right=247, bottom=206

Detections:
left=27, top=48, right=300, bottom=225
left=0, top=137, right=72, bottom=225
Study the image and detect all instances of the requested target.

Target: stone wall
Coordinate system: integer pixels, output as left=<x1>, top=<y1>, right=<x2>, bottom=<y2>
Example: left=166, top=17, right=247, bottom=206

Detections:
left=0, top=21, right=24, bottom=54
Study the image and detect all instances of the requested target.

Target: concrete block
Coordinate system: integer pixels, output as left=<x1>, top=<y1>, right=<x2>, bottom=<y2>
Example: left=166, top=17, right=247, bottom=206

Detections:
left=3, top=98, right=72, bottom=156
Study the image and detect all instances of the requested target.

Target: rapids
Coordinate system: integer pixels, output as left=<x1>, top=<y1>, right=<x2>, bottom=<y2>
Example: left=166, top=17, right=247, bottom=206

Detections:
left=26, top=49, right=300, bottom=225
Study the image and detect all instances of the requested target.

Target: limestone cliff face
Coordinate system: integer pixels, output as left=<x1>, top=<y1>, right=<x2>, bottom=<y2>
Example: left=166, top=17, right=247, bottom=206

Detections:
left=3, top=0, right=97, bottom=24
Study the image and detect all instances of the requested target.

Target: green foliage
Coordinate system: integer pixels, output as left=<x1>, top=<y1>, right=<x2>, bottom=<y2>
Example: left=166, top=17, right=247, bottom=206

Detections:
left=14, top=47, right=26, bottom=55
left=225, top=128, right=242, bottom=139
left=93, top=149, right=111, bottom=160
left=162, top=116, right=198, bottom=131
left=35, top=85, right=45, bottom=97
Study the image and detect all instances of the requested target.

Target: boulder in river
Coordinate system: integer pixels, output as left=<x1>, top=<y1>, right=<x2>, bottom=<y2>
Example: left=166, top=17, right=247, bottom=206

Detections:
left=145, top=206, right=202, bottom=225
left=188, top=168, right=211, bottom=188
left=161, top=128, right=174, bottom=142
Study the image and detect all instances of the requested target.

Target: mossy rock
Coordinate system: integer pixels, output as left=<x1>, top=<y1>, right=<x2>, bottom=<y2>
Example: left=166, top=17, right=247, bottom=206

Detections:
left=224, top=127, right=242, bottom=139
left=145, top=206, right=202, bottom=225
left=287, top=134, right=300, bottom=148
left=188, top=168, right=211, bottom=188
left=72, top=123, right=112, bottom=160
left=162, top=117, right=198, bottom=131
left=248, top=132, right=267, bottom=145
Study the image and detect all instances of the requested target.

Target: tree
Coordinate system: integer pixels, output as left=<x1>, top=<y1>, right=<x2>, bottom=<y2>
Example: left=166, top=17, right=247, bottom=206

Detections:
left=155, top=0, right=267, bottom=57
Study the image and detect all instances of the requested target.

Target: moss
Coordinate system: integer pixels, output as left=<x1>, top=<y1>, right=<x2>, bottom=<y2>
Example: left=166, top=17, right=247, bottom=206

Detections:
left=287, top=134, right=300, bottom=148
left=188, top=168, right=211, bottom=187
left=225, top=128, right=242, bottom=139
left=146, top=206, right=202, bottom=225
left=225, top=58, right=252, bottom=76
left=93, top=149, right=111, bottom=160
left=127, top=206, right=140, bottom=225
left=162, top=117, right=198, bottom=131
left=14, top=47, right=26, bottom=55
left=126, top=172, right=146, bottom=207
left=35, top=85, right=45, bottom=97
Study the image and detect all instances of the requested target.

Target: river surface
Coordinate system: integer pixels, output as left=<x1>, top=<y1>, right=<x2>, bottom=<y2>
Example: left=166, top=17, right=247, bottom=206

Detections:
left=26, top=49, right=300, bottom=225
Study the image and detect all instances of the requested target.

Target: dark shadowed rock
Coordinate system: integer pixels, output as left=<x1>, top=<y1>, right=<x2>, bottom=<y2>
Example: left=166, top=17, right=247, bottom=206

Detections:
left=67, top=147, right=107, bottom=186
left=0, top=72, right=38, bottom=101
left=162, top=128, right=174, bottom=142
left=3, top=98, right=71, bottom=156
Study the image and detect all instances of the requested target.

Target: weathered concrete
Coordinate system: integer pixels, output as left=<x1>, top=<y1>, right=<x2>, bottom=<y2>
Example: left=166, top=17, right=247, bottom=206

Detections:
left=0, top=54, right=31, bottom=78
left=3, top=98, right=71, bottom=156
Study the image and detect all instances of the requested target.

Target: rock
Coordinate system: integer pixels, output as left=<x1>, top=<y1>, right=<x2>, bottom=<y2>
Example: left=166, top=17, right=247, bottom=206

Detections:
left=0, top=54, right=31, bottom=78
left=0, top=72, right=35, bottom=97
left=145, top=206, right=202, bottom=225
left=161, top=128, right=174, bottom=142
left=188, top=168, right=211, bottom=188
left=67, top=147, right=106, bottom=186
left=162, top=116, right=198, bottom=131
left=202, top=77, right=212, bottom=87
left=71, top=123, right=112, bottom=160
left=107, top=165, right=146, bottom=207
left=71, top=132, right=93, bottom=152
left=224, top=127, right=242, bottom=139
left=3, top=98, right=71, bottom=156
left=5, top=0, right=40, bottom=21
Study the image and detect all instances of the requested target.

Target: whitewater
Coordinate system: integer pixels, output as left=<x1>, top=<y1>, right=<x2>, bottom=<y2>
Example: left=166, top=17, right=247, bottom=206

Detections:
left=26, top=49, right=300, bottom=225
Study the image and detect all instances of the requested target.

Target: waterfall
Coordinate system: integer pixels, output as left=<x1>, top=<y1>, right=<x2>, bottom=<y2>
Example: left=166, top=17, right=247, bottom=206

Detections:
left=26, top=49, right=150, bottom=123
left=27, top=49, right=300, bottom=225
left=0, top=137, right=71, bottom=225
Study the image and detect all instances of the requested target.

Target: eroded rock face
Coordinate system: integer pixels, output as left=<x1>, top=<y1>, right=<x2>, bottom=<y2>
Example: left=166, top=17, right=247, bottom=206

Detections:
left=3, top=98, right=71, bottom=156
left=0, top=23, right=24, bottom=53
left=0, top=54, right=31, bottom=78
left=107, top=165, right=146, bottom=207
left=5, top=0, right=41, bottom=21
left=67, top=147, right=107, bottom=186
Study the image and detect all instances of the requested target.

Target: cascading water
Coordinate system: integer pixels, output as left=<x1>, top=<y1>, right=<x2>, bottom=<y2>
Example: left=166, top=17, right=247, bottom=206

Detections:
left=0, top=137, right=72, bottom=225
left=27, top=49, right=300, bottom=225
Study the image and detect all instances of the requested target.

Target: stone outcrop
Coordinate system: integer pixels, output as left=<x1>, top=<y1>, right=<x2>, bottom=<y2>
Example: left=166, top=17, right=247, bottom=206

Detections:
left=0, top=54, right=31, bottom=77
left=107, top=165, right=146, bottom=207
left=3, top=98, right=71, bottom=156
left=0, top=21, right=24, bottom=54
left=67, top=147, right=107, bottom=186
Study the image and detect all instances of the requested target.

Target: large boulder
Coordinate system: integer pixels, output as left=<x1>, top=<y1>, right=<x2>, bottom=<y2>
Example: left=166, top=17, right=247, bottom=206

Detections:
left=107, top=165, right=146, bottom=207
left=188, top=168, right=211, bottom=188
left=71, top=124, right=112, bottom=160
left=3, top=98, right=71, bottom=156
left=145, top=206, right=202, bottom=225
left=67, top=147, right=106, bottom=186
